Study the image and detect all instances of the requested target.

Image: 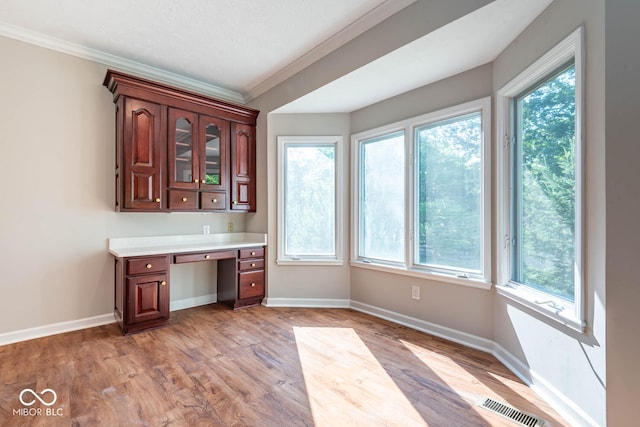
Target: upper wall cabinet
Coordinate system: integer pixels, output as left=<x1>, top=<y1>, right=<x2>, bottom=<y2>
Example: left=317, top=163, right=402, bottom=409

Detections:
left=103, top=70, right=259, bottom=213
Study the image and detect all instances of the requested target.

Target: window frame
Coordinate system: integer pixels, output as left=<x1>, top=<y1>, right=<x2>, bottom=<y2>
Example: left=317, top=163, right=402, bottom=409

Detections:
left=277, top=135, right=344, bottom=265
left=496, top=27, right=585, bottom=331
left=351, top=97, right=492, bottom=289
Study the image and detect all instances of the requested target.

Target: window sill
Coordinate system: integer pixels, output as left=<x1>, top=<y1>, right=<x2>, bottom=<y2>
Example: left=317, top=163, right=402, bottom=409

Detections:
left=277, top=259, right=344, bottom=266
left=350, top=260, right=492, bottom=290
left=495, top=284, right=586, bottom=333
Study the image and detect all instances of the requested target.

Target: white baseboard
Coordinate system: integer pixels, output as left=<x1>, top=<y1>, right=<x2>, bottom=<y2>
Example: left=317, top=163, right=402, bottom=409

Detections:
left=0, top=313, right=115, bottom=347
left=493, top=343, right=599, bottom=427
left=170, top=293, right=217, bottom=311
left=350, top=301, right=494, bottom=353
left=0, top=293, right=218, bottom=347
left=262, top=297, right=350, bottom=308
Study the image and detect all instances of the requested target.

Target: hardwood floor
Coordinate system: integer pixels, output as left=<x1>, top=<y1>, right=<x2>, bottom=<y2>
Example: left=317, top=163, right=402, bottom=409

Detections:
left=0, top=305, right=568, bottom=426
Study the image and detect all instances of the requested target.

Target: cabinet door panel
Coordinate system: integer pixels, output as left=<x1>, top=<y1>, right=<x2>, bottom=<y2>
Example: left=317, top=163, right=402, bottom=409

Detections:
left=168, top=108, right=199, bottom=189
left=123, top=99, right=163, bottom=210
left=199, top=116, right=229, bottom=192
left=230, top=123, right=255, bottom=212
left=126, top=273, right=168, bottom=325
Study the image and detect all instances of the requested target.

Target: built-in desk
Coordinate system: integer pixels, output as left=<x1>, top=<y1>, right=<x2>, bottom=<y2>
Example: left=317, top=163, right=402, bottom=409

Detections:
left=108, top=233, right=267, bottom=334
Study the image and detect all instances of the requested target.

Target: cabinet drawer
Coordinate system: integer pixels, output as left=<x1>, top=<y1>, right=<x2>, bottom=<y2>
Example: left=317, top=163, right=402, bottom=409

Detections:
left=239, top=247, right=264, bottom=259
left=168, top=190, right=198, bottom=210
left=238, top=259, right=264, bottom=271
left=127, top=256, right=168, bottom=275
left=200, top=192, right=227, bottom=210
left=238, top=270, right=264, bottom=299
left=174, top=250, right=236, bottom=264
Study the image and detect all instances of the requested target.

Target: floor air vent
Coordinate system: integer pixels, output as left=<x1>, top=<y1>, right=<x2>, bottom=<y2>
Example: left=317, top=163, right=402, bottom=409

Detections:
left=478, top=397, right=545, bottom=427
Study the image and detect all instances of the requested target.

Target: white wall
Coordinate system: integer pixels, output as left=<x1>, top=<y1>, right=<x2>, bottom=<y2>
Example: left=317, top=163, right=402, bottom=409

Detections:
left=605, top=0, right=640, bottom=425
left=0, top=36, right=246, bottom=336
left=492, top=1, right=605, bottom=425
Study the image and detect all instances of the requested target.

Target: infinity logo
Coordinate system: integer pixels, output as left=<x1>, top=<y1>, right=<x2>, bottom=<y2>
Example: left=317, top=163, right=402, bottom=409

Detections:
left=19, top=388, right=57, bottom=407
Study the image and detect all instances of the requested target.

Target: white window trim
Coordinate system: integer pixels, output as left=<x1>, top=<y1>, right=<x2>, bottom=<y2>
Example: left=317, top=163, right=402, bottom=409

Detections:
left=351, top=97, right=492, bottom=289
left=277, top=135, right=344, bottom=265
left=496, top=27, right=585, bottom=332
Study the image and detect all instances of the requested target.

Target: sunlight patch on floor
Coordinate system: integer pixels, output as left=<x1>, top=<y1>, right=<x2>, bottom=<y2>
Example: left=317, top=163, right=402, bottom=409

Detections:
left=400, top=339, right=486, bottom=403
left=294, top=327, right=427, bottom=427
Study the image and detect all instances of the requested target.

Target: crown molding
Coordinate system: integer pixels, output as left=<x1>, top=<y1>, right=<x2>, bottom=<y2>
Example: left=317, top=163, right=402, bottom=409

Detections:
left=0, top=21, right=245, bottom=104
left=243, top=0, right=417, bottom=102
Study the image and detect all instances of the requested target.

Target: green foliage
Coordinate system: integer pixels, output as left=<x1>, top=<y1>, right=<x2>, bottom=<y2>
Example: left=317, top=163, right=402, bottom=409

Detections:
left=205, top=174, right=220, bottom=185
left=416, top=113, right=482, bottom=271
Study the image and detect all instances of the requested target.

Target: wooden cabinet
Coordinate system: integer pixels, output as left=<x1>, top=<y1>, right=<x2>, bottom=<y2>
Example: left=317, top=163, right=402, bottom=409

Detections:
left=115, top=255, right=170, bottom=334
left=113, top=244, right=266, bottom=334
left=118, top=98, right=165, bottom=210
left=231, top=123, right=256, bottom=212
left=104, top=70, right=259, bottom=212
left=218, top=247, right=265, bottom=309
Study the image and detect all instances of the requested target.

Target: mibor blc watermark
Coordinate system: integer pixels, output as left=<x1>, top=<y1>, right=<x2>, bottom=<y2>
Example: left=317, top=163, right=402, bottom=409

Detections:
left=13, top=388, right=64, bottom=417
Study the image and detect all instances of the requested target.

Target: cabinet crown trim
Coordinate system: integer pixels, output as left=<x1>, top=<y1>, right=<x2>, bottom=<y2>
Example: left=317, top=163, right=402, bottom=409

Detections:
left=104, top=69, right=259, bottom=125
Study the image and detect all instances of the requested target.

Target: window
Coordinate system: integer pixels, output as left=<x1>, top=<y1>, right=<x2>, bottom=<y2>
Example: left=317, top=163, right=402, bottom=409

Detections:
left=359, top=132, right=405, bottom=263
left=277, top=136, right=342, bottom=264
left=415, top=112, right=483, bottom=275
left=352, top=97, right=491, bottom=287
left=497, top=27, right=584, bottom=330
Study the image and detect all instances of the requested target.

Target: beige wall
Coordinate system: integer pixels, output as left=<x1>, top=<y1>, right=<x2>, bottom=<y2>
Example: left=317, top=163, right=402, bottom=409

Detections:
left=263, top=113, right=351, bottom=303
left=605, top=0, right=640, bottom=425
left=0, top=36, right=246, bottom=335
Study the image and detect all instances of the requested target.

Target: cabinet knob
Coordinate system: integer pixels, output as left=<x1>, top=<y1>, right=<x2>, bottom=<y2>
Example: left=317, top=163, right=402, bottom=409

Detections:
left=251, top=251, right=256, bottom=256
left=232, top=201, right=237, bottom=205
left=146, top=264, right=152, bottom=269
left=250, top=282, right=256, bottom=287
left=250, top=263, right=256, bottom=267
left=195, top=179, right=199, bottom=183
left=213, top=198, right=217, bottom=203
left=155, top=198, right=161, bottom=203
left=205, top=255, right=210, bottom=259
left=182, top=197, right=188, bottom=202
left=160, top=281, right=167, bottom=286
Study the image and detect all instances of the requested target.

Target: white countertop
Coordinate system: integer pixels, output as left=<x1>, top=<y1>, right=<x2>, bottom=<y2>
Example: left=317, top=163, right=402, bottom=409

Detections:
left=108, top=232, right=267, bottom=258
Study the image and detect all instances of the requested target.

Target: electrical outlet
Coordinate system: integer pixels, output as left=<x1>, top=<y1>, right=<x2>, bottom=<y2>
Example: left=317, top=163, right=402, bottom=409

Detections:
left=203, top=225, right=210, bottom=235
left=411, top=285, right=420, bottom=300
left=227, top=222, right=233, bottom=232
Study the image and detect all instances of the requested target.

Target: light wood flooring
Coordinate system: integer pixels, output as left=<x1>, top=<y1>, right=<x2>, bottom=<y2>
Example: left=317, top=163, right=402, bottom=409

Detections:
left=0, top=305, right=569, bottom=426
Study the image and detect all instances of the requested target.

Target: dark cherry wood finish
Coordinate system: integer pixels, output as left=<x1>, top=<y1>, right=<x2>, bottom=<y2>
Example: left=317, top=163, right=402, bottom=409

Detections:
left=121, top=98, right=164, bottom=210
left=115, top=246, right=266, bottom=334
left=115, top=255, right=171, bottom=334
left=230, top=123, right=256, bottom=212
left=104, top=70, right=259, bottom=212
left=217, top=246, right=265, bottom=309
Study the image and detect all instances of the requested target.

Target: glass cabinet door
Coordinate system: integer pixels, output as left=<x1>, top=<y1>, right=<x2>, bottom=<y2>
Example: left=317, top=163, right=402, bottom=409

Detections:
left=199, top=115, right=228, bottom=190
left=168, top=108, right=199, bottom=189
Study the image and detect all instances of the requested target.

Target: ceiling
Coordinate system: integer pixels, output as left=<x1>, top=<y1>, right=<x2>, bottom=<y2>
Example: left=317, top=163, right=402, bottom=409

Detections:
left=0, top=0, right=553, bottom=112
